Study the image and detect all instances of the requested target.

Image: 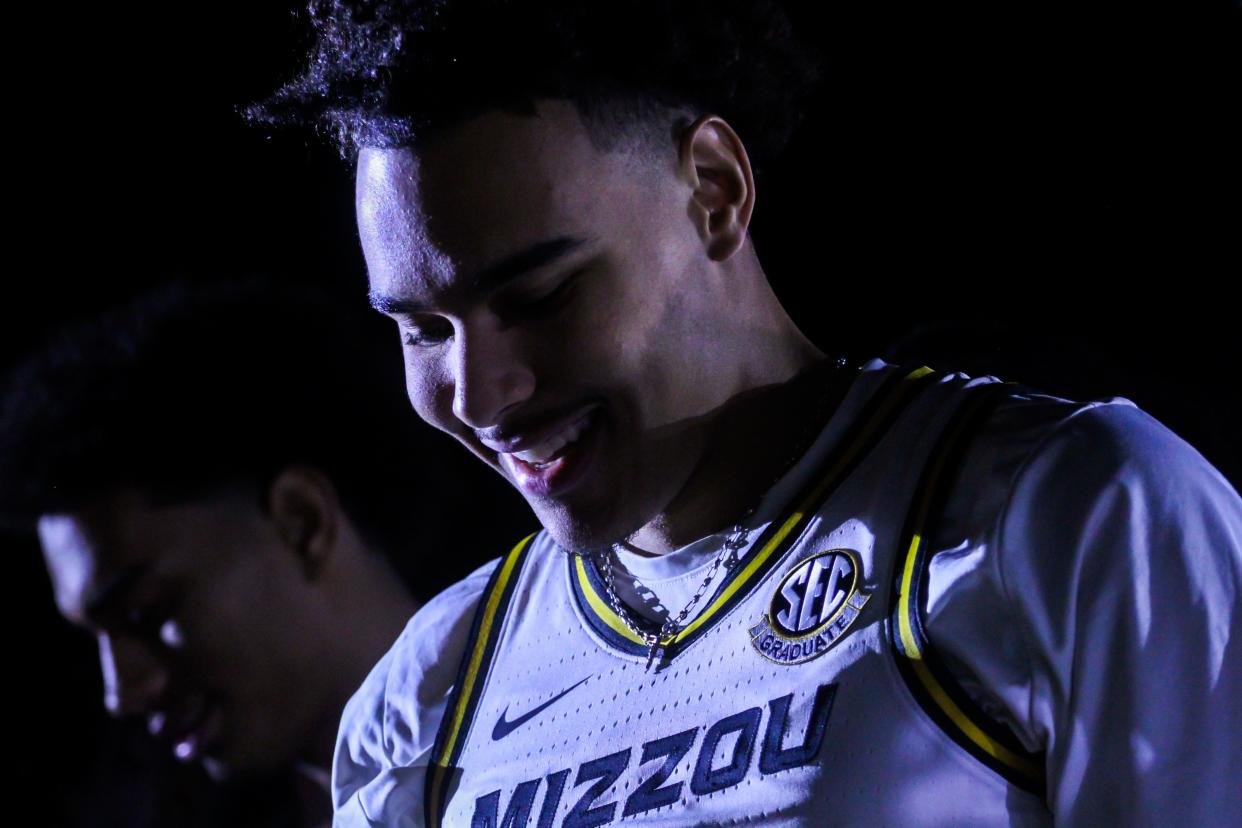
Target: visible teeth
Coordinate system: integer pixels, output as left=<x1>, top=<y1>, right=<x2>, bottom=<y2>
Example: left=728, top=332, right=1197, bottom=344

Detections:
left=513, top=417, right=588, bottom=465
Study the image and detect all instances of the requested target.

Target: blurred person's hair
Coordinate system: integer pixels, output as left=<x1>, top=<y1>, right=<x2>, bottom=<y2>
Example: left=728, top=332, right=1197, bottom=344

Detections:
left=0, top=279, right=438, bottom=561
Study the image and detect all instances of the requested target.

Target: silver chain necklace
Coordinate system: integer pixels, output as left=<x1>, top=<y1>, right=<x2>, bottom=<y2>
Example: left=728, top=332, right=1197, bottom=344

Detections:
left=592, top=356, right=849, bottom=672
left=597, top=516, right=754, bottom=671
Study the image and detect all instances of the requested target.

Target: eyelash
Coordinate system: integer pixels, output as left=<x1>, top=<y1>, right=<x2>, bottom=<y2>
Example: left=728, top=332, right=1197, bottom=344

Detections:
left=403, top=318, right=454, bottom=349
left=506, top=269, right=581, bottom=318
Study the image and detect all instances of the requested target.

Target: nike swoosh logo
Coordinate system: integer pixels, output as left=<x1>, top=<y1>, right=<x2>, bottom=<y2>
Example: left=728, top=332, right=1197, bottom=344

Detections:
left=492, top=677, right=590, bottom=741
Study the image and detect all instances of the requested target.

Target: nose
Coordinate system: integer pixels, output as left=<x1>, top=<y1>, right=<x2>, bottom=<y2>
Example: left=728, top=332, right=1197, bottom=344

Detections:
left=98, top=632, right=169, bottom=717
left=449, top=312, right=536, bottom=429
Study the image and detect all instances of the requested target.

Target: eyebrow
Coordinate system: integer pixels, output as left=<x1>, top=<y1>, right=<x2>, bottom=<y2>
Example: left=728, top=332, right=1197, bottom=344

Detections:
left=83, top=563, right=149, bottom=621
left=369, top=235, right=587, bottom=316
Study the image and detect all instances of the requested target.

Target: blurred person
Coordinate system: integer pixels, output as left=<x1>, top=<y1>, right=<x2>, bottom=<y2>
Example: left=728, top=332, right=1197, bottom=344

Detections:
left=0, top=280, right=529, bottom=826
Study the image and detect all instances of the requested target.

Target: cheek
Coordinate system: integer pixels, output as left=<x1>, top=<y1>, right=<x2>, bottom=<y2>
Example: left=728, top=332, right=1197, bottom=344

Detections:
left=159, top=618, right=186, bottom=648
left=162, top=593, right=246, bottom=683
left=611, top=261, right=718, bottom=421
left=403, top=354, right=455, bottom=431
left=601, top=252, right=691, bottom=370
left=177, top=549, right=294, bottom=650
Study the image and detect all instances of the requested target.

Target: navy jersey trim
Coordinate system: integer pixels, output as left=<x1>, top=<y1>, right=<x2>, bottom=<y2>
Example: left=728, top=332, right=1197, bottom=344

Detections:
left=890, top=382, right=1048, bottom=794
left=425, top=534, right=538, bottom=828
left=570, top=365, right=940, bottom=662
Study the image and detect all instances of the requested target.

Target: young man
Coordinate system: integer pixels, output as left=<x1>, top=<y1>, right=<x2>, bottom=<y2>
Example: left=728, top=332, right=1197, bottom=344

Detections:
left=253, top=2, right=1242, bottom=825
left=0, top=281, right=527, bottom=826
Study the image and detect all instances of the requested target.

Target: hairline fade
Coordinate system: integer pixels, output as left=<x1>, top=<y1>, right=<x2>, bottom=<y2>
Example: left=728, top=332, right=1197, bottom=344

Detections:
left=246, top=0, right=821, bottom=177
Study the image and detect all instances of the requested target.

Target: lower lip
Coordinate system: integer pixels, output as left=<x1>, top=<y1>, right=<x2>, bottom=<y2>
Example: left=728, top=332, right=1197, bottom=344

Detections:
left=173, top=702, right=224, bottom=763
left=500, top=412, right=601, bottom=500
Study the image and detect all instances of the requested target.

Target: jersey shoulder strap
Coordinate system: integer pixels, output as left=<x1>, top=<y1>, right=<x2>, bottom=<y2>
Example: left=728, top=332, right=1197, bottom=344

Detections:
left=890, top=381, right=1048, bottom=794
left=424, top=533, right=539, bottom=828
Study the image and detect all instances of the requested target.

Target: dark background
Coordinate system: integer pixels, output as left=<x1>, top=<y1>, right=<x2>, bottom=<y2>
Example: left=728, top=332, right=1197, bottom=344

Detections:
left=6, top=0, right=1239, bottom=824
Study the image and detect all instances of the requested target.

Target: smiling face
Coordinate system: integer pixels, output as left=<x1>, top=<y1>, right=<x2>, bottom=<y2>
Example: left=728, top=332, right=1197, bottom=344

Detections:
left=38, top=489, right=338, bottom=778
left=358, top=102, right=760, bottom=551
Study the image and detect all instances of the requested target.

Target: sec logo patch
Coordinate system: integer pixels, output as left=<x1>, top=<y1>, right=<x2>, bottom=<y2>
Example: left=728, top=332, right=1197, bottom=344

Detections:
left=749, top=549, right=871, bottom=665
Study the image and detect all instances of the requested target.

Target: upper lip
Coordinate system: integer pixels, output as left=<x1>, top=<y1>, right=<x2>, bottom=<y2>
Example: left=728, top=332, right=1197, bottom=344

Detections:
left=476, top=404, right=599, bottom=455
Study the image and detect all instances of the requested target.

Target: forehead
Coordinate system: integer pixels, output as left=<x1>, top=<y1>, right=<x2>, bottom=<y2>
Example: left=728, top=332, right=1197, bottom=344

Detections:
left=39, top=496, right=147, bottom=622
left=356, top=101, right=666, bottom=300
left=38, top=491, right=245, bottom=621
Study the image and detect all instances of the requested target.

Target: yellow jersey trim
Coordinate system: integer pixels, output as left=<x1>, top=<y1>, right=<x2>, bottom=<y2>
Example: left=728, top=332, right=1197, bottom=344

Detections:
left=577, top=366, right=934, bottom=649
left=895, top=390, right=1045, bottom=784
left=435, top=534, right=534, bottom=767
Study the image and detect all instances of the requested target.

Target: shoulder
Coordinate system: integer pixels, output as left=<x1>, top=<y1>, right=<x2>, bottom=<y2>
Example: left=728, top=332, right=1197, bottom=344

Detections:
left=383, top=558, right=501, bottom=755
left=969, top=388, right=1242, bottom=822
left=936, top=382, right=1241, bottom=615
left=991, top=394, right=1241, bottom=575
left=922, top=381, right=1242, bottom=720
left=332, top=557, right=500, bottom=809
left=992, top=395, right=1242, bottom=642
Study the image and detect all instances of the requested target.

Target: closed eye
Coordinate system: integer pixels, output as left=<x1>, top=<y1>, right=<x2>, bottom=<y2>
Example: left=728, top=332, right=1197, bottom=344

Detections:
left=496, top=268, right=584, bottom=322
left=401, top=316, right=454, bottom=348
left=124, top=593, right=181, bottom=643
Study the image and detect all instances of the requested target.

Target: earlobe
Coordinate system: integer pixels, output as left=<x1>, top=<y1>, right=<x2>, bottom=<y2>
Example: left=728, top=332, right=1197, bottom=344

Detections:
left=265, top=467, right=340, bottom=577
left=679, top=115, right=756, bottom=262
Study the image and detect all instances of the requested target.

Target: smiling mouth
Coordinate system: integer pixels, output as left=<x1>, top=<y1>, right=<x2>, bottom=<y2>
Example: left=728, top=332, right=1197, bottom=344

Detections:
left=495, top=408, right=602, bottom=499
left=508, top=412, right=592, bottom=466
left=150, top=693, right=224, bottom=763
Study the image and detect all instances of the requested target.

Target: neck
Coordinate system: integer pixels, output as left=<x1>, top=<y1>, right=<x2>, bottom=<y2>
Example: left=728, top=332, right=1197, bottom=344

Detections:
left=302, top=561, right=419, bottom=774
left=292, top=762, right=335, bottom=828
left=626, top=341, right=836, bottom=556
left=295, top=760, right=333, bottom=794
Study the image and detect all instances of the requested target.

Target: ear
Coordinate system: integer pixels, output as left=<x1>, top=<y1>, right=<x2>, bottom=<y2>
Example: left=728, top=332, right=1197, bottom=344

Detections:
left=679, top=115, right=756, bottom=262
left=264, top=467, right=341, bottom=578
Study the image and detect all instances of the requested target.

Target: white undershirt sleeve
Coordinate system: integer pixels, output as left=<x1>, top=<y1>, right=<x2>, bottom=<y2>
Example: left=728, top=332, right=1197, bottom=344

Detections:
left=332, top=561, right=497, bottom=827
left=996, top=403, right=1242, bottom=825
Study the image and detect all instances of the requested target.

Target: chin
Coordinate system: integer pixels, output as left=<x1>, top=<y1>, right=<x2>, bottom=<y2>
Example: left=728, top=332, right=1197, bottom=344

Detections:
left=201, top=755, right=232, bottom=782
left=534, top=501, right=632, bottom=556
left=199, top=736, right=291, bottom=782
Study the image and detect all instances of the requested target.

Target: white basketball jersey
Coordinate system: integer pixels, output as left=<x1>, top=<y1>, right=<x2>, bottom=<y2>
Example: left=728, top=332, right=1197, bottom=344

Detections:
left=423, top=367, right=1051, bottom=827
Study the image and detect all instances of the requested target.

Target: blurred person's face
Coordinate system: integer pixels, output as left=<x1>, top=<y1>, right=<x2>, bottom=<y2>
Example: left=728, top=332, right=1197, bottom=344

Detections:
left=359, top=101, right=758, bottom=552
left=39, top=488, right=341, bottom=778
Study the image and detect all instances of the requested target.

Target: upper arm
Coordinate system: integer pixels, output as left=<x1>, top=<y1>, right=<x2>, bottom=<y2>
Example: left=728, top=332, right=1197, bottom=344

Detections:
left=332, top=559, right=499, bottom=826
left=997, top=403, right=1242, bottom=825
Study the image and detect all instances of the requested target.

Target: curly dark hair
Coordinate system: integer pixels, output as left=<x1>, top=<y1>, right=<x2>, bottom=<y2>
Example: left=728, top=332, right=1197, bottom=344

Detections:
left=249, top=0, right=821, bottom=173
left=0, top=280, right=447, bottom=554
